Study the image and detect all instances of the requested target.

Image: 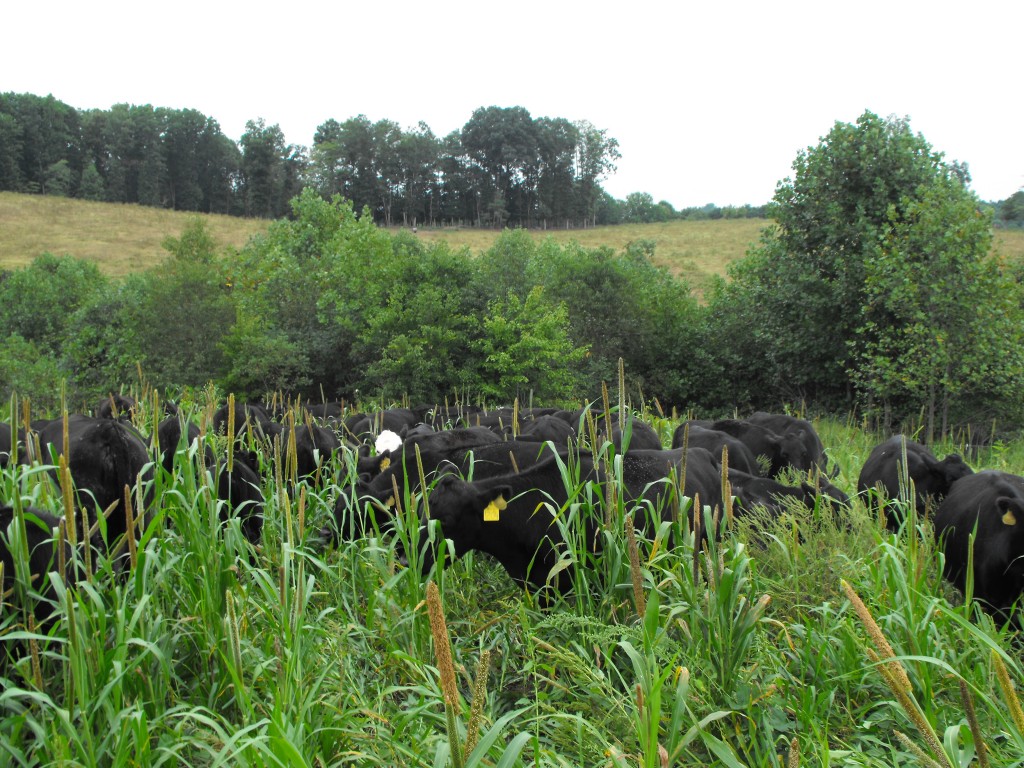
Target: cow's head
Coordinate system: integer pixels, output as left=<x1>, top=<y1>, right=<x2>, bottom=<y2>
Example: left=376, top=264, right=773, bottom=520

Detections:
left=420, top=474, right=511, bottom=568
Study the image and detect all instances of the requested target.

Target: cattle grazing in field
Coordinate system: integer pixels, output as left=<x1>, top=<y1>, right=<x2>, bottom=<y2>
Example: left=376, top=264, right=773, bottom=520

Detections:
left=155, top=416, right=264, bottom=544
left=355, top=425, right=502, bottom=485
left=933, top=471, right=1024, bottom=622
left=462, top=407, right=521, bottom=435
left=607, top=416, right=665, bottom=452
left=156, top=416, right=210, bottom=474
left=414, top=426, right=858, bottom=598
left=93, top=393, right=137, bottom=421
left=671, top=423, right=760, bottom=476
left=689, top=419, right=807, bottom=478
left=417, top=447, right=725, bottom=596
left=344, top=408, right=419, bottom=443
left=322, top=429, right=540, bottom=544
left=747, top=412, right=835, bottom=476
left=279, top=421, right=341, bottom=487
left=858, top=436, right=973, bottom=530
left=213, top=401, right=280, bottom=444
left=407, top=403, right=473, bottom=430
left=36, top=415, right=153, bottom=556
left=727, top=467, right=851, bottom=518
left=569, top=409, right=663, bottom=452
left=305, top=401, right=344, bottom=423
left=210, top=457, right=265, bottom=544
left=514, top=414, right=577, bottom=445
left=0, top=504, right=82, bottom=648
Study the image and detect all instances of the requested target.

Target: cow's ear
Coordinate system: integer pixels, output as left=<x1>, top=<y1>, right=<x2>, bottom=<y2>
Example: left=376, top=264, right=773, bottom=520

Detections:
left=997, top=497, right=1021, bottom=526
left=482, top=488, right=510, bottom=522
left=908, top=449, right=932, bottom=474
left=378, top=452, right=391, bottom=471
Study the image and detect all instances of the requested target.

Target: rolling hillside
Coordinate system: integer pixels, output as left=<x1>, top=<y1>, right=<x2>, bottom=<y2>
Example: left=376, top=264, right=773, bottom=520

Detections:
left=2, top=192, right=1022, bottom=295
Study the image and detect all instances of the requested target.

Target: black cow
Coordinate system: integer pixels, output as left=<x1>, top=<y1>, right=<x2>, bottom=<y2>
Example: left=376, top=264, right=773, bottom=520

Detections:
left=858, top=436, right=973, bottom=529
left=0, top=504, right=81, bottom=643
left=93, top=393, right=136, bottom=421
left=280, top=421, right=342, bottom=485
left=671, top=424, right=760, bottom=476
left=694, top=419, right=806, bottom=478
left=36, top=415, right=153, bottom=553
left=747, top=412, right=834, bottom=476
left=400, top=423, right=435, bottom=440
left=154, top=416, right=262, bottom=543
left=323, top=434, right=554, bottom=544
left=514, top=414, right=577, bottom=445
left=727, top=468, right=851, bottom=518
left=345, top=408, right=420, bottom=443
left=569, top=409, right=663, bottom=452
left=411, top=403, right=486, bottom=430
left=391, top=426, right=502, bottom=466
left=213, top=401, right=279, bottom=444
left=305, top=402, right=344, bottom=422
left=418, top=447, right=725, bottom=595
left=354, top=426, right=501, bottom=484
left=934, top=471, right=1024, bottom=622
left=156, top=416, right=211, bottom=474
left=210, top=458, right=265, bottom=544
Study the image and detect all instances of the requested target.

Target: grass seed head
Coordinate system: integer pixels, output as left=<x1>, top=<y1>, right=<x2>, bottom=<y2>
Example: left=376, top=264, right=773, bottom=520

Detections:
left=992, top=650, right=1024, bottom=735
left=427, top=581, right=459, bottom=709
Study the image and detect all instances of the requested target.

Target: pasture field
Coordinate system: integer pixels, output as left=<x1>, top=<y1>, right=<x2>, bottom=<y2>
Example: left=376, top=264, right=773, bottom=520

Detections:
left=5, top=192, right=1022, bottom=294
left=2, top=396, right=1024, bottom=766
left=407, top=219, right=768, bottom=294
left=0, top=193, right=762, bottom=290
left=0, top=192, right=269, bottom=275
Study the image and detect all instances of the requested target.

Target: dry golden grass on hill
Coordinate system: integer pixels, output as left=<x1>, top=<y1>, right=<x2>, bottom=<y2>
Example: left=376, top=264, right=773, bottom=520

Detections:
left=408, top=218, right=768, bottom=294
left=2, top=192, right=1022, bottom=294
left=995, top=228, right=1024, bottom=261
left=0, top=192, right=269, bottom=275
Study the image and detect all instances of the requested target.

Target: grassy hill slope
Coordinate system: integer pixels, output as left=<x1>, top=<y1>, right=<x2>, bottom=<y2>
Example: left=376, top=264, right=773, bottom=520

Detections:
left=0, top=192, right=270, bottom=275
left=3, top=192, right=1022, bottom=294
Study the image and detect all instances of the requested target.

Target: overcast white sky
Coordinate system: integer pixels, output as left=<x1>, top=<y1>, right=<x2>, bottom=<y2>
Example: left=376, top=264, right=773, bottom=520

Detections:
left=4, top=1, right=1021, bottom=208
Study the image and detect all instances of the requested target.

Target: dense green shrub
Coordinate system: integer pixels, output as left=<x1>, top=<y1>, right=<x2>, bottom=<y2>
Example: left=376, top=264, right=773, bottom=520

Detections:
left=126, top=220, right=236, bottom=391
left=0, top=333, right=66, bottom=413
left=353, top=239, right=482, bottom=403
left=0, top=252, right=106, bottom=356
left=61, top=276, right=146, bottom=406
left=221, top=189, right=396, bottom=399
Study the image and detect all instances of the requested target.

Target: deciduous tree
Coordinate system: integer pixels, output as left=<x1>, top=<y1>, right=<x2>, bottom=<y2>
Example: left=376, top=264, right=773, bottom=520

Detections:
left=713, top=111, right=961, bottom=406
left=474, top=286, right=586, bottom=403
left=854, top=176, right=1024, bottom=436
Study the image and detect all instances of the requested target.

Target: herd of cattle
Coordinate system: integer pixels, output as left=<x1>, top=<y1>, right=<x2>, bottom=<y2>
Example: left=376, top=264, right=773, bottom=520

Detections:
left=1, top=396, right=1023, bottom=641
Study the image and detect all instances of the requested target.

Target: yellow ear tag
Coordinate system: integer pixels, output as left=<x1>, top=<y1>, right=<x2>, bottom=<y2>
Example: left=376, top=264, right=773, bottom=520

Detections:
left=1003, top=509, right=1017, bottom=526
left=379, top=456, right=391, bottom=471
left=483, top=496, right=507, bottom=522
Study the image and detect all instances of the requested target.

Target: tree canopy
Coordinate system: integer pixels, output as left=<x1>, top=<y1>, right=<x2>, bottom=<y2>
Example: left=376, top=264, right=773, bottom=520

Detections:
left=0, top=93, right=625, bottom=227
left=706, top=110, right=1024, bottom=430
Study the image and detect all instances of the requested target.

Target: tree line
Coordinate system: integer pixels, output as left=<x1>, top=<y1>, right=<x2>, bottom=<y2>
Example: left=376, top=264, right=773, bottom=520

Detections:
left=2, top=92, right=1019, bottom=230
left=0, top=93, right=630, bottom=228
left=994, top=190, right=1024, bottom=227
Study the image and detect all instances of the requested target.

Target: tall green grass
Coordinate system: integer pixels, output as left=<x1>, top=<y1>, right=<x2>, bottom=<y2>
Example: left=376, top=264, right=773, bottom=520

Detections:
left=2, top=397, right=1024, bottom=765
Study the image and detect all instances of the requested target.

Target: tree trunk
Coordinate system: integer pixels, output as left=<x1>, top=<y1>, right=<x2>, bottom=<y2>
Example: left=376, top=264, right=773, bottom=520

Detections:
left=941, top=360, right=951, bottom=438
left=926, top=381, right=936, bottom=446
